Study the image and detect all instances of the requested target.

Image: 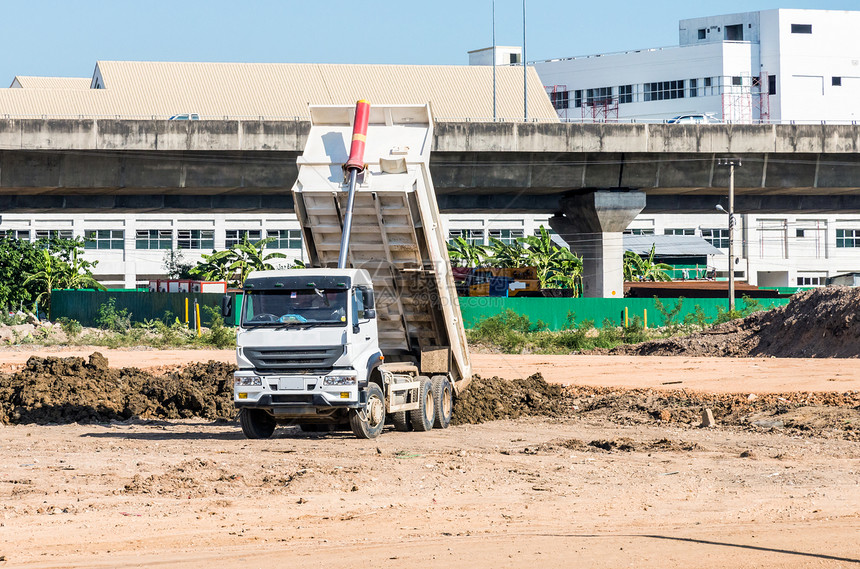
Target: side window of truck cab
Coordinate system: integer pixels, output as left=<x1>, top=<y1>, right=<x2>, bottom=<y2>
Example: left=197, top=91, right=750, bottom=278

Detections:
left=352, top=288, right=366, bottom=323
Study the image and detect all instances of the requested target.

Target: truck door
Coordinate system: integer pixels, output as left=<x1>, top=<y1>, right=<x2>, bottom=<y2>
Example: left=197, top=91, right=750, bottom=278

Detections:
left=351, top=287, right=378, bottom=368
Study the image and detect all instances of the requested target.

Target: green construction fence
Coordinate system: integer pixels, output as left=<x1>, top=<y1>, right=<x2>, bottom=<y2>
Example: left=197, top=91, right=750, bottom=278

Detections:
left=51, top=289, right=230, bottom=328
left=457, top=296, right=789, bottom=330
left=52, top=290, right=790, bottom=331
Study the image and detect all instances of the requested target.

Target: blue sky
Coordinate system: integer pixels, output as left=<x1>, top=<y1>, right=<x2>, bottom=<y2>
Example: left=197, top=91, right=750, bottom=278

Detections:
left=2, top=0, right=856, bottom=86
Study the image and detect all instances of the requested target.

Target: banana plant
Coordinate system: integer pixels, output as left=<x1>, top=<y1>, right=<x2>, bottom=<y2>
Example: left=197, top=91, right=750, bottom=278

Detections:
left=447, top=237, right=491, bottom=268
left=623, top=244, right=673, bottom=282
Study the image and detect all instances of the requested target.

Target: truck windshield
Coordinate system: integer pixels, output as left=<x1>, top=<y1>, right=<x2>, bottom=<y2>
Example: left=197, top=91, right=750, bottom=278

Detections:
left=242, top=289, right=348, bottom=327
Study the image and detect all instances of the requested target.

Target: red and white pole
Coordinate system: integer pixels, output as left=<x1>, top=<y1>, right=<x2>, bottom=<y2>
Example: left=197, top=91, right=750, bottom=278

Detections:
left=338, top=100, right=370, bottom=268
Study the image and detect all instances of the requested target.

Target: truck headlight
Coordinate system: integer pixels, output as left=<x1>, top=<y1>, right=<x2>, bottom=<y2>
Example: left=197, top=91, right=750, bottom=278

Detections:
left=324, top=374, right=357, bottom=386
left=235, top=376, right=262, bottom=386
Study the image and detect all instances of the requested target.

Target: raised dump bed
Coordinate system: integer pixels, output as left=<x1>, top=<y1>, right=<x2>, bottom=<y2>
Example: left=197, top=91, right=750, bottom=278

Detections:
left=292, top=104, right=471, bottom=391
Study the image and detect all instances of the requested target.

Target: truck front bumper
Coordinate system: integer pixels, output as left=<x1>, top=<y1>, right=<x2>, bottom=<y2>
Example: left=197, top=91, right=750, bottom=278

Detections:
left=234, top=391, right=367, bottom=410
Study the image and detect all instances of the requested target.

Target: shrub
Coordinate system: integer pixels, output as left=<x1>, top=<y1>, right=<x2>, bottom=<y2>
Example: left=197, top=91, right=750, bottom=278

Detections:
left=96, top=298, right=131, bottom=331
left=57, top=317, right=82, bottom=339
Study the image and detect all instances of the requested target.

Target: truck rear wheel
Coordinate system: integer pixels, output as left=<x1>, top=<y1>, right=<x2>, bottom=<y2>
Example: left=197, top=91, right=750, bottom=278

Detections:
left=239, top=408, right=276, bottom=439
left=410, top=377, right=435, bottom=432
left=431, top=375, right=453, bottom=429
left=350, top=383, right=386, bottom=439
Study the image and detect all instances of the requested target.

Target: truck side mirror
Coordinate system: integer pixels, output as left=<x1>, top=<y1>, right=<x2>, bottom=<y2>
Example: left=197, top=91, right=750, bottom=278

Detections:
left=221, top=295, right=233, bottom=319
left=364, top=308, right=376, bottom=319
left=365, top=289, right=375, bottom=309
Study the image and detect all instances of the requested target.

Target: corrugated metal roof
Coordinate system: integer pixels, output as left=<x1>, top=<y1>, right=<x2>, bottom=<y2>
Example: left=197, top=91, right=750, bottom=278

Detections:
left=624, top=235, right=724, bottom=256
left=11, top=76, right=91, bottom=89
left=0, top=61, right=558, bottom=121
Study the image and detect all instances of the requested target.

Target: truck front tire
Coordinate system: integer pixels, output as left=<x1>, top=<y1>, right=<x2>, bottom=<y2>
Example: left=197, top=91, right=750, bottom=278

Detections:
left=411, top=377, right=435, bottom=432
left=432, top=375, right=453, bottom=429
left=350, top=383, right=386, bottom=439
left=239, top=408, right=276, bottom=439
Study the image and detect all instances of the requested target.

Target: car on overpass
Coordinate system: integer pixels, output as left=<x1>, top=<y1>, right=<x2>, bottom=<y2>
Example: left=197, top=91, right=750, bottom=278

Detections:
left=666, top=113, right=721, bottom=124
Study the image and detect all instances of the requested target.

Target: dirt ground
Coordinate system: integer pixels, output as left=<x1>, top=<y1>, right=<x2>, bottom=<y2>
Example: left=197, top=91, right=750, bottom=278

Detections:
left=0, top=348, right=859, bottom=567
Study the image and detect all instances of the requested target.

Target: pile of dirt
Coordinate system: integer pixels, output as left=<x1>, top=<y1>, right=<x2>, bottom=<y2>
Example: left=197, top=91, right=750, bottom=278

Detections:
left=610, top=286, right=860, bottom=358
left=452, top=373, right=569, bottom=425
left=453, top=376, right=860, bottom=440
left=0, top=353, right=236, bottom=425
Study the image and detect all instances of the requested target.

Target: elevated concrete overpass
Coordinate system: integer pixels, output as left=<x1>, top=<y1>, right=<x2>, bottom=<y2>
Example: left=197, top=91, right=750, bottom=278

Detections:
left=2, top=119, right=859, bottom=296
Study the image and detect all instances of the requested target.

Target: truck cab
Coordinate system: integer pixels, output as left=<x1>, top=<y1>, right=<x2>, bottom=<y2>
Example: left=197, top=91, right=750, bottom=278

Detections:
left=227, top=268, right=388, bottom=437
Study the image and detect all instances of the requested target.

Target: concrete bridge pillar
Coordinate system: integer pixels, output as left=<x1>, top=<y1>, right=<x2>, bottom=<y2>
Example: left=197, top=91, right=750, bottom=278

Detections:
left=549, top=190, right=646, bottom=298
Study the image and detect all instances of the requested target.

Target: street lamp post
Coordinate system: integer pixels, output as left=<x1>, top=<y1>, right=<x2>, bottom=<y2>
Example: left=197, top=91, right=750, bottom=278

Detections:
left=717, top=158, right=741, bottom=312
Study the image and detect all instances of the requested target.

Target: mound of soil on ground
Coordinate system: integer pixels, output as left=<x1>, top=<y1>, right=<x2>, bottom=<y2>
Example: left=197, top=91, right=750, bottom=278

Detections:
left=452, top=373, right=569, bottom=425
left=1, top=354, right=857, bottom=441
left=611, top=287, right=860, bottom=358
left=0, top=353, right=236, bottom=424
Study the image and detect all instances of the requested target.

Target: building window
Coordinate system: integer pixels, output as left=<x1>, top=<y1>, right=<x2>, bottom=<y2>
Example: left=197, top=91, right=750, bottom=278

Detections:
left=796, top=276, right=824, bottom=286
left=836, top=229, right=860, bottom=248
left=509, top=53, right=521, bottom=64
left=550, top=90, right=569, bottom=110
left=488, top=229, right=524, bottom=245
left=84, top=229, right=124, bottom=250
left=0, top=229, right=30, bottom=240
left=533, top=227, right=557, bottom=237
left=796, top=229, right=806, bottom=238
left=624, top=228, right=655, bottom=235
left=618, top=84, right=633, bottom=104
left=448, top=229, right=484, bottom=246
left=177, top=229, right=215, bottom=250
left=136, top=229, right=172, bottom=250
left=702, top=228, right=729, bottom=249
left=573, top=89, right=582, bottom=108
left=267, top=229, right=302, bottom=249
left=768, top=75, right=777, bottom=95
left=832, top=76, right=842, bottom=86
left=689, top=78, right=698, bottom=98
left=644, top=80, right=685, bottom=101
left=34, top=230, right=73, bottom=241
left=697, top=28, right=706, bottom=40
left=665, top=228, right=695, bottom=236
left=791, top=24, right=812, bottom=34
left=732, top=76, right=743, bottom=86
left=725, top=24, right=743, bottom=41
left=586, top=86, right=613, bottom=105
left=225, top=229, right=262, bottom=247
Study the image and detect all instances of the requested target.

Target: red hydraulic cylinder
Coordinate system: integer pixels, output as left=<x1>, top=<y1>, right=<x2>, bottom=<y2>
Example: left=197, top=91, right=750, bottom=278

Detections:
left=345, top=100, right=370, bottom=171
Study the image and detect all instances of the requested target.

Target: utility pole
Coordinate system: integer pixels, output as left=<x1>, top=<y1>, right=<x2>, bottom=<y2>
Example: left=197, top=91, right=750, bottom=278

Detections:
left=717, top=158, right=741, bottom=312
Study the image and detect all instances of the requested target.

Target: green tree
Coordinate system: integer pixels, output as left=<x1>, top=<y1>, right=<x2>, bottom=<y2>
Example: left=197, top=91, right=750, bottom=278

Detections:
left=447, top=237, right=491, bottom=268
left=191, top=236, right=287, bottom=287
left=23, top=242, right=104, bottom=315
left=0, top=236, right=42, bottom=310
left=623, top=244, right=673, bottom=282
left=486, top=238, right=529, bottom=268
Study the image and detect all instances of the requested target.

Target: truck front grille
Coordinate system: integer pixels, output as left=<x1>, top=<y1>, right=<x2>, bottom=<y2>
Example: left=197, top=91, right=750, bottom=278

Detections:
left=244, top=346, right=343, bottom=373
left=271, top=394, right=315, bottom=404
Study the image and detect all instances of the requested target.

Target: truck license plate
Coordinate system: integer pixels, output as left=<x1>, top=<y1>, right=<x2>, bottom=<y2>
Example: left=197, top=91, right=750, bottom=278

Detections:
left=277, top=376, right=305, bottom=390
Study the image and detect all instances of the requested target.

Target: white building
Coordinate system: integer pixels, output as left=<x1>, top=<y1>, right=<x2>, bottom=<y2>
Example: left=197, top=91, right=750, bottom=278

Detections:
left=502, top=9, right=860, bottom=288
left=533, top=9, right=860, bottom=124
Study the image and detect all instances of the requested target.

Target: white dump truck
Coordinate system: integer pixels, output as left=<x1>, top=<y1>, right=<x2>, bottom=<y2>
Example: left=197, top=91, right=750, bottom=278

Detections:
left=222, top=103, right=471, bottom=439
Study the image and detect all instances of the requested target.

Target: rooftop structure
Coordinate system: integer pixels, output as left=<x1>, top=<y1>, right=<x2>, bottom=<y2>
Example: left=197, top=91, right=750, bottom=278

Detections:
left=0, top=60, right=556, bottom=121
left=533, top=9, right=860, bottom=124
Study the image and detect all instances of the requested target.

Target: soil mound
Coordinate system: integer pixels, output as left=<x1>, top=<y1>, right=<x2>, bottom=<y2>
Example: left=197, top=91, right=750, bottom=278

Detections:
left=0, top=353, right=236, bottom=425
left=452, top=373, right=570, bottom=425
left=611, top=286, right=860, bottom=358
